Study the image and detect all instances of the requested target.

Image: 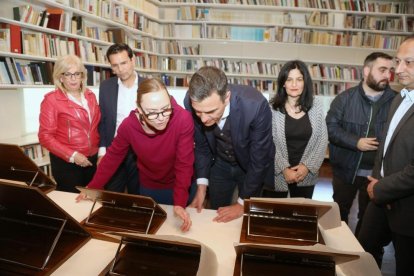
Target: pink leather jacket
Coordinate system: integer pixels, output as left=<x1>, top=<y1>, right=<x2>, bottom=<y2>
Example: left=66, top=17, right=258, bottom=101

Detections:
left=39, top=88, right=101, bottom=162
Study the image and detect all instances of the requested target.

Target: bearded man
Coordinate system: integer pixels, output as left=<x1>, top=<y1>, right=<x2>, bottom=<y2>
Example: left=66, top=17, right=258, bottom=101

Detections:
left=326, top=52, right=396, bottom=235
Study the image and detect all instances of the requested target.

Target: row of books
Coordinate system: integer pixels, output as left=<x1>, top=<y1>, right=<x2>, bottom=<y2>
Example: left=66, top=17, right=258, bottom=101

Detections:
left=174, top=8, right=405, bottom=33
left=313, top=81, right=354, bottom=96
left=22, top=144, right=48, bottom=160
left=157, top=41, right=200, bottom=55
left=160, top=57, right=363, bottom=82
left=159, top=0, right=411, bottom=14
left=0, top=56, right=114, bottom=86
left=20, top=143, right=52, bottom=177
left=0, top=57, right=54, bottom=85
left=268, top=27, right=404, bottom=49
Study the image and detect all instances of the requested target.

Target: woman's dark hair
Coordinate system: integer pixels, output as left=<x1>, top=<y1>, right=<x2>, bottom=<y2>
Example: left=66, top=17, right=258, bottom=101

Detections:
left=270, top=60, right=314, bottom=113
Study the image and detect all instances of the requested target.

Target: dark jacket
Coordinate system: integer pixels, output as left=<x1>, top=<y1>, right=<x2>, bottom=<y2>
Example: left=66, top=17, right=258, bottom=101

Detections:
left=184, top=84, right=275, bottom=199
left=326, top=82, right=396, bottom=184
left=372, top=94, right=414, bottom=237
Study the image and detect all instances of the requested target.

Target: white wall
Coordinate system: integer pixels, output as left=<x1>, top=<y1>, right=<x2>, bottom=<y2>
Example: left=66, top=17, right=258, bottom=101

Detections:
left=0, top=89, right=25, bottom=139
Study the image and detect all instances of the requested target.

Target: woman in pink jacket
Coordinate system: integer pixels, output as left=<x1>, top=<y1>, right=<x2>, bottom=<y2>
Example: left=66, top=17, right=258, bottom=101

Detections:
left=39, top=54, right=101, bottom=193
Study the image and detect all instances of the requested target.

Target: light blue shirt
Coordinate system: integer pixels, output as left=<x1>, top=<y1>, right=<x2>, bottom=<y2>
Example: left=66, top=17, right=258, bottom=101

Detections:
left=381, top=89, right=414, bottom=176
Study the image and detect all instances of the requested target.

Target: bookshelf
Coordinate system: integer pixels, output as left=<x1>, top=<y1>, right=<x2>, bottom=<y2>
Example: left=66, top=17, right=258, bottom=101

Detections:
left=0, top=0, right=411, bottom=139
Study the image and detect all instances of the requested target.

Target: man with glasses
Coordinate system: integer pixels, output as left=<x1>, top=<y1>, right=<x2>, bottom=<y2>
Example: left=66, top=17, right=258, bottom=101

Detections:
left=184, top=66, right=275, bottom=222
left=98, top=43, right=142, bottom=194
left=80, top=78, right=195, bottom=232
left=358, top=36, right=414, bottom=275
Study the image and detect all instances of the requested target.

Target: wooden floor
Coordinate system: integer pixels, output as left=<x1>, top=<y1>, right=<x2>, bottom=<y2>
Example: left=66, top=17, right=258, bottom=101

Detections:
left=314, top=160, right=395, bottom=276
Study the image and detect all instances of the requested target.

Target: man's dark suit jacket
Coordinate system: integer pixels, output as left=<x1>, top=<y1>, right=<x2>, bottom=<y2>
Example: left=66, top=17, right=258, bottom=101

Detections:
left=98, top=76, right=143, bottom=148
left=184, top=84, right=275, bottom=199
left=372, top=94, right=414, bottom=237
left=99, top=77, right=119, bottom=148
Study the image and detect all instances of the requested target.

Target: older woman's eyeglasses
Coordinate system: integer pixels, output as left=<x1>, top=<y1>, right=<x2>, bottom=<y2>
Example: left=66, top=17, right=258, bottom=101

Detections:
left=62, top=72, right=83, bottom=79
left=143, top=108, right=173, bottom=120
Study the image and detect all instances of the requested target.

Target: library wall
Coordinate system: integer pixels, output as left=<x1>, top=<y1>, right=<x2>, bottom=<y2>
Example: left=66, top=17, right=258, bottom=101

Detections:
left=0, top=89, right=25, bottom=139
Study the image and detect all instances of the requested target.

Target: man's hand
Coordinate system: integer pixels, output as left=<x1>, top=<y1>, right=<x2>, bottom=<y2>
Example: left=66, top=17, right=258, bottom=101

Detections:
left=173, top=206, right=192, bottom=232
left=367, top=175, right=379, bottom=199
left=189, top=185, right=206, bottom=212
left=357, top=137, right=379, bottom=151
left=213, top=203, right=243, bottom=223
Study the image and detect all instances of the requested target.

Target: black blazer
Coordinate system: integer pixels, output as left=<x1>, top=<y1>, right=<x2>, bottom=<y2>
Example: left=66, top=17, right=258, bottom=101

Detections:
left=372, top=94, right=414, bottom=237
left=99, top=77, right=119, bottom=148
left=184, top=84, right=275, bottom=199
left=98, top=76, right=144, bottom=148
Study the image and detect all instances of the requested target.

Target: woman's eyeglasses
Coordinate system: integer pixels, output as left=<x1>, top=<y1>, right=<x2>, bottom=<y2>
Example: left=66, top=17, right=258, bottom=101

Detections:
left=62, top=72, right=83, bottom=79
left=143, top=108, right=173, bottom=120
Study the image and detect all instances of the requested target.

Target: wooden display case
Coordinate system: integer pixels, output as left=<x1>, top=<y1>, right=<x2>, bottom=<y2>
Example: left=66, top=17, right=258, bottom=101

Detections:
left=99, top=233, right=202, bottom=276
left=240, top=199, right=332, bottom=246
left=0, top=180, right=90, bottom=275
left=0, top=143, right=55, bottom=193
left=77, top=187, right=167, bottom=241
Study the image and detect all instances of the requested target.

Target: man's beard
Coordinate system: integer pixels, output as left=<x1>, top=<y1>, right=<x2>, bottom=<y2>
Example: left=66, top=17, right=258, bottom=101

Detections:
left=366, top=73, right=389, bottom=92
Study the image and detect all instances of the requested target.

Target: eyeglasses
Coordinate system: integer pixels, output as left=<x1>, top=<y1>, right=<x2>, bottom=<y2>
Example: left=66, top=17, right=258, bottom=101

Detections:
left=142, top=108, right=173, bottom=120
left=62, top=72, right=83, bottom=79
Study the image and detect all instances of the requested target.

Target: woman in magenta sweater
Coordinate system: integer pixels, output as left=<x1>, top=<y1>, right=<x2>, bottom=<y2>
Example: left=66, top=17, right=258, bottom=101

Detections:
left=77, top=78, right=194, bottom=232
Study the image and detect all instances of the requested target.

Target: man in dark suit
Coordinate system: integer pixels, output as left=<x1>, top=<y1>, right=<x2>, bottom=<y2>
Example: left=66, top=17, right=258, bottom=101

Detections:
left=358, top=36, right=414, bottom=276
left=98, top=43, right=140, bottom=194
left=184, top=66, right=275, bottom=222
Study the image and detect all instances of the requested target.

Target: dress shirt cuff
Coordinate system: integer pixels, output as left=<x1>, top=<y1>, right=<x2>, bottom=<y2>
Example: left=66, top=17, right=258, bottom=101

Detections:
left=196, top=178, right=209, bottom=186
left=98, top=147, right=106, bottom=157
left=237, top=197, right=244, bottom=206
left=69, top=151, right=77, bottom=163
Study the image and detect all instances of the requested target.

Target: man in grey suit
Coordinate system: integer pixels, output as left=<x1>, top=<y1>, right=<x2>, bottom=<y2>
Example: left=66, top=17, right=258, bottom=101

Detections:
left=358, top=36, right=414, bottom=276
left=98, top=43, right=140, bottom=194
left=184, top=66, right=275, bottom=222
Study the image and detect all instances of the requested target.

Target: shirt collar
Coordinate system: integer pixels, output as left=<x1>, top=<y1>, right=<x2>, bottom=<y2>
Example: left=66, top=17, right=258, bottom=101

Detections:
left=401, top=88, right=414, bottom=102
left=117, top=71, right=138, bottom=86
left=220, top=102, right=230, bottom=122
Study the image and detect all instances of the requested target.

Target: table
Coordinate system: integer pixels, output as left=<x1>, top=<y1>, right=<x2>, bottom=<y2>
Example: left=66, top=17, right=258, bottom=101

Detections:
left=47, top=191, right=379, bottom=276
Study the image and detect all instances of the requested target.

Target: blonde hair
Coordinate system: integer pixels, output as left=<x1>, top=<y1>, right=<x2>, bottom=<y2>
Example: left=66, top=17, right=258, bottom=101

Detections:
left=53, top=55, right=87, bottom=93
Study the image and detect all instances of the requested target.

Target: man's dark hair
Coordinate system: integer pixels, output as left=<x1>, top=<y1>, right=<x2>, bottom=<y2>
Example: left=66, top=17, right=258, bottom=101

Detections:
left=271, top=60, right=314, bottom=113
left=188, top=66, right=228, bottom=102
left=106, top=43, right=133, bottom=60
left=364, top=52, right=393, bottom=67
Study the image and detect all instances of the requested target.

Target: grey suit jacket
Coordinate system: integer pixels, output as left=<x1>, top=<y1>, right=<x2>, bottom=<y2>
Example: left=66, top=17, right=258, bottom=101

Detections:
left=372, top=94, right=414, bottom=237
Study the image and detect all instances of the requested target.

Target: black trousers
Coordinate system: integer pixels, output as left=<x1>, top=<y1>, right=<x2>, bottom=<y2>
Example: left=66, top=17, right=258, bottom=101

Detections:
left=103, top=149, right=139, bottom=194
left=332, top=175, right=370, bottom=235
left=358, top=201, right=414, bottom=276
left=50, top=152, right=97, bottom=193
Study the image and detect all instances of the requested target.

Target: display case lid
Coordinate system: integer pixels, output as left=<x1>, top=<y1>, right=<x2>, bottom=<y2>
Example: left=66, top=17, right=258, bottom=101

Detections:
left=77, top=187, right=167, bottom=240
left=99, top=233, right=217, bottom=276
left=233, top=243, right=359, bottom=276
left=0, top=143, right=55, bottom=193
left=240, top=198, right=332, bottom=245
left=0, top=180, right=90, bottom=275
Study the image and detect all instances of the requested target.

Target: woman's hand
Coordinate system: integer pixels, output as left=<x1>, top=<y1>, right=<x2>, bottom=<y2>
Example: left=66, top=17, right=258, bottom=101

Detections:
left=75, top=191, right=88, bottom=202
left=74, top=152, right=92, bottom=167
left=291, top=163, right=309, bottom=182
left=283, top=168, right=297, bottom=184
left=173, top=206, right=192, bottom=232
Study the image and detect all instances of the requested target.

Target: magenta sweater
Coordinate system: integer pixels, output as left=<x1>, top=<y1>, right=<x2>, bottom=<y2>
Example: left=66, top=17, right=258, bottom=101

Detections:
left=88, top=98, right=194, bottom=207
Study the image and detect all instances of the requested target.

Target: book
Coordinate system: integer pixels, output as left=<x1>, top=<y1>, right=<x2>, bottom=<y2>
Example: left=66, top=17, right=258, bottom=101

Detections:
left=46, top=8, right=64, bottom=30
